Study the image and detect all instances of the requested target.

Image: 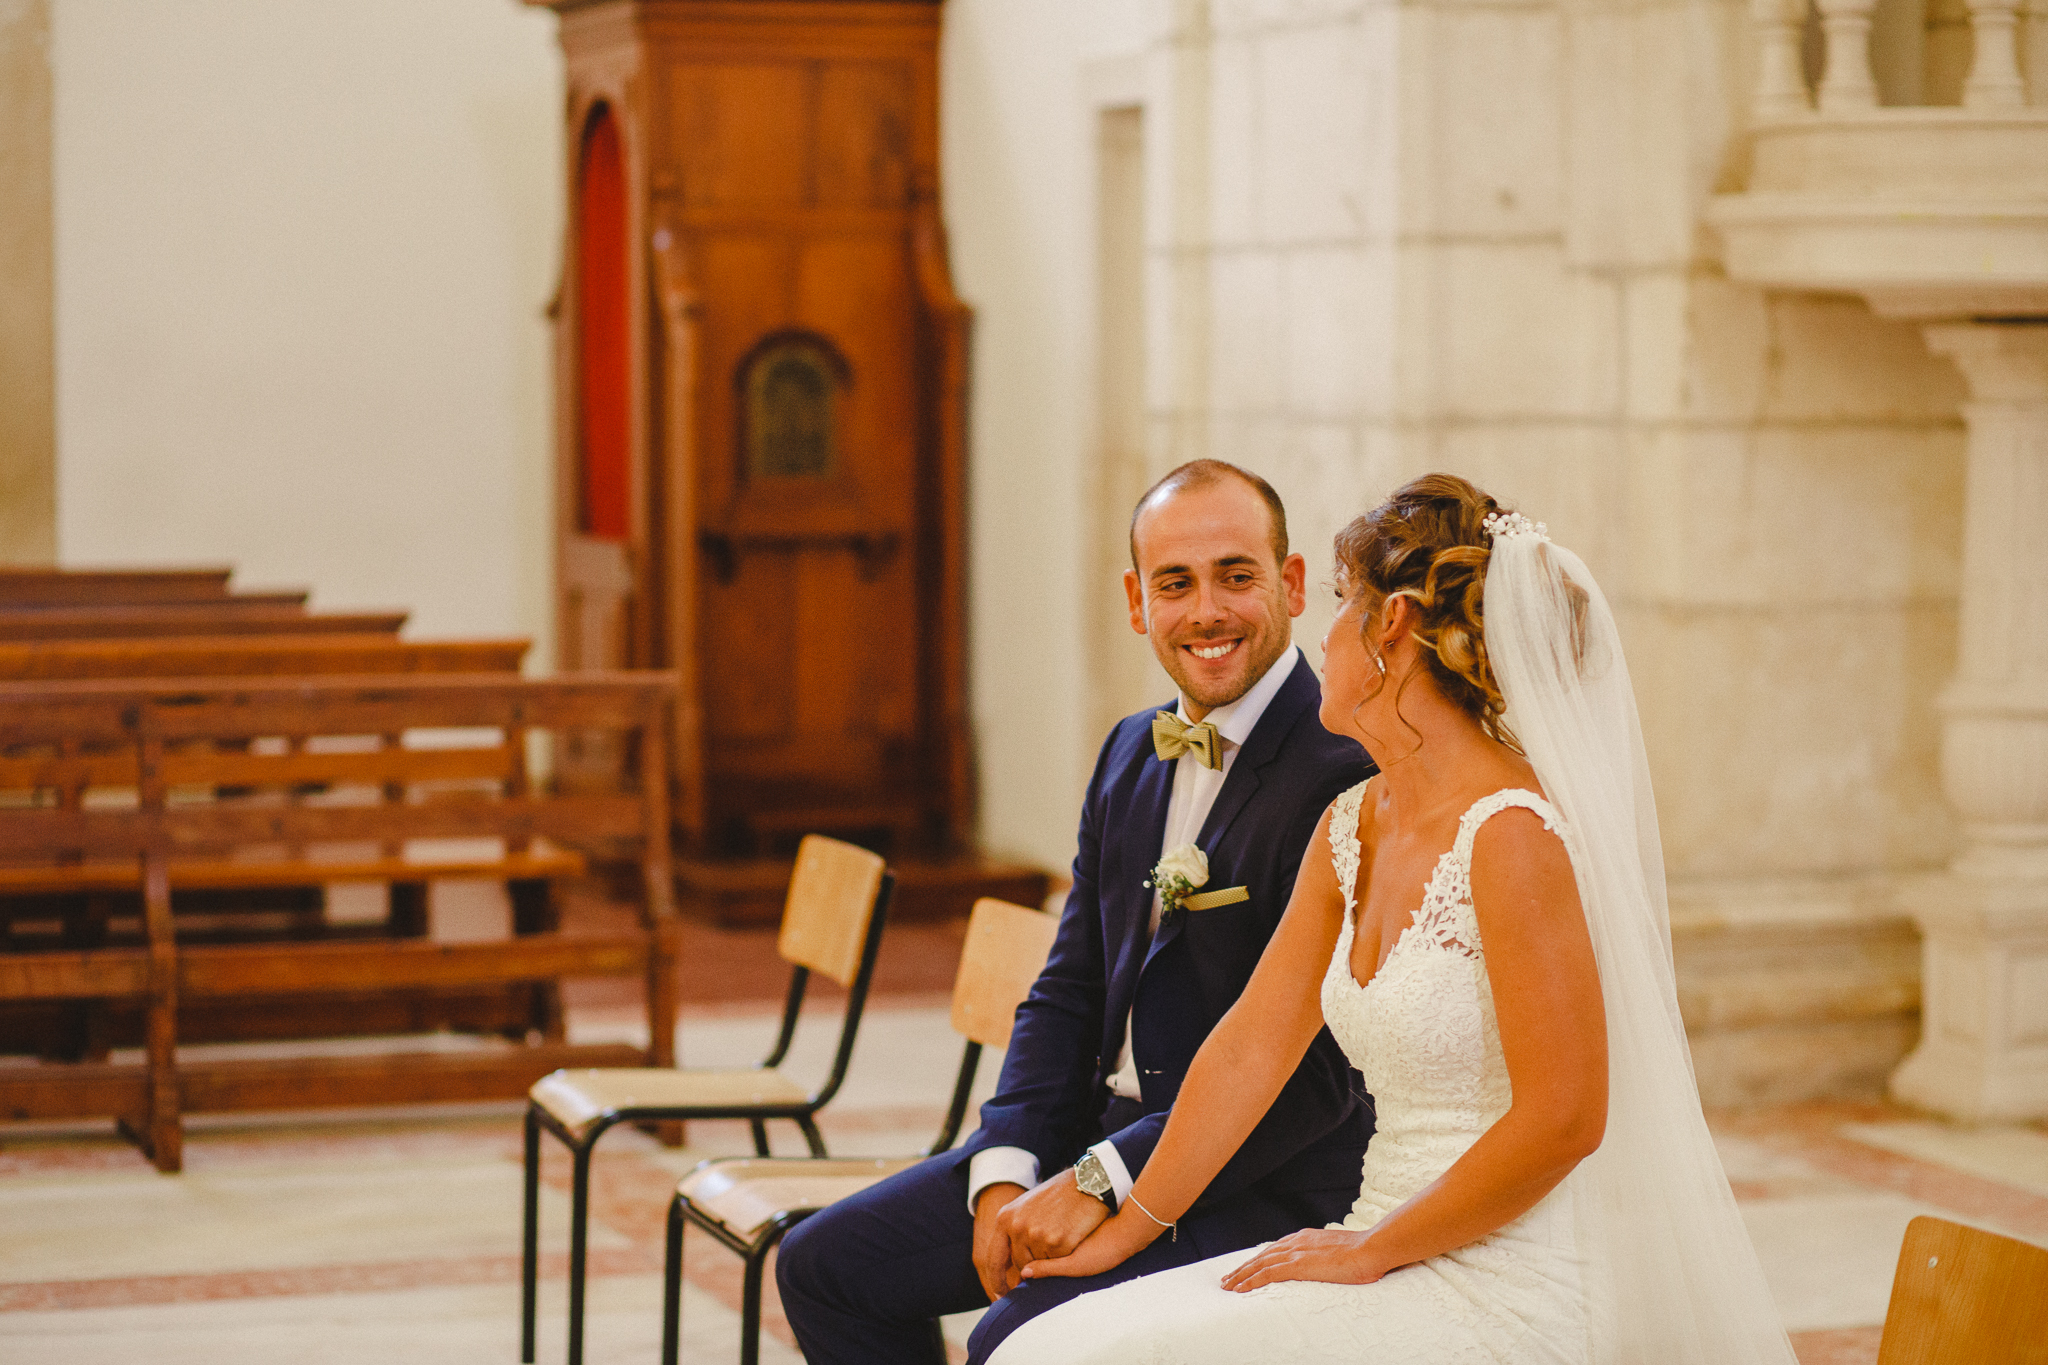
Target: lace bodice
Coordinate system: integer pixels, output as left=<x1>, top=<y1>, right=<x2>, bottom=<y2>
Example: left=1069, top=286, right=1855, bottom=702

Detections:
left=1320, top=782, right=1565, bottom=1227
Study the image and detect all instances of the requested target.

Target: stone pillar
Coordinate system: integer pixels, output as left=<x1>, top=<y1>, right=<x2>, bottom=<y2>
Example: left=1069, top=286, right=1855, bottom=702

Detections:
left=1893, top=323, right=2048, bottom=1121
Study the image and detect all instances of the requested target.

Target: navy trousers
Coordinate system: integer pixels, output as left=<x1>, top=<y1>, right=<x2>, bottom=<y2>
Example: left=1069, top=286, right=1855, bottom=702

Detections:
left=775, top=1125, right=1345, bottom=1363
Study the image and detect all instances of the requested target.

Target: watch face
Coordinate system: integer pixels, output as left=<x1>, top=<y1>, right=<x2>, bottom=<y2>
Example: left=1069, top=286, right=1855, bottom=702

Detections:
left=1075, top=1156, right=1110, bottom=1195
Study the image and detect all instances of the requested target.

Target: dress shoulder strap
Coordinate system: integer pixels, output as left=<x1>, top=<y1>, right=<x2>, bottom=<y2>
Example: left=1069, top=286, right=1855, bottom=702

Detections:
left=1451, top=788, right=1565, bottom=867
left=1326, top=778, right=1371, bottom=908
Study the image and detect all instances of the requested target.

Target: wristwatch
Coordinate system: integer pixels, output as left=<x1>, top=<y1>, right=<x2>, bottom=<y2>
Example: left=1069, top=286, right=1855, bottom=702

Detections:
left=1073, top=1150, right=1118, bottom=1214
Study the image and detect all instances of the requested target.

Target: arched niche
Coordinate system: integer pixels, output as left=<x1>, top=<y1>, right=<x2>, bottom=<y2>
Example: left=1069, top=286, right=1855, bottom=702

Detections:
left=739, top=332, right=848, bottom=482
left=575, top=103, right=630, bottom=541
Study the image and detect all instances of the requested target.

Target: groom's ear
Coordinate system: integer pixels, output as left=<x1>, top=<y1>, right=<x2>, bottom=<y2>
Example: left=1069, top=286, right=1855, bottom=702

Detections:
left=1125, top=569, right=1149, bottom=635
left=1282, top=552, right=1307, bottom=618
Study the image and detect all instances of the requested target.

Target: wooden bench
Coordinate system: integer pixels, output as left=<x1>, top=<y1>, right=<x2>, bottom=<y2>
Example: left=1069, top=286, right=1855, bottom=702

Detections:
left=0, top=634, right=539, bottom=1051
left=0, top=672, right=680, bottom=1172
left=0, top=603, right=407, bottom=641
left=0, top=566, right=238, bottom=606
left=0, top=633, right=528, bottom=682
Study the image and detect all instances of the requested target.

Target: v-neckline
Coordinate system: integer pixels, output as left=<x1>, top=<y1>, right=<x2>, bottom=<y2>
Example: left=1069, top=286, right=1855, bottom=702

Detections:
left=1336, top=783, right=1528, bottom=994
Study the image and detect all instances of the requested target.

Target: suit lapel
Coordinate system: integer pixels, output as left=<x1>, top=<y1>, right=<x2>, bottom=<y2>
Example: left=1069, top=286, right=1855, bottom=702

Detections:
left=1145, top=663, right=1314, bottom=966
left=1112, top=726, right=1176, bottom=998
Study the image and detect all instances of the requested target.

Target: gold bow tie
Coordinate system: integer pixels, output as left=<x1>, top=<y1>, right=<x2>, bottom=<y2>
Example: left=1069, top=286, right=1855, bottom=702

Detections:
left=1152, top=711, right=1223, bottom=770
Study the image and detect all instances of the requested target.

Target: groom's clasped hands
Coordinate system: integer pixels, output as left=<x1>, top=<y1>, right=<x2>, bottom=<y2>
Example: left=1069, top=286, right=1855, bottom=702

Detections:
left=972, top=1177, right=1113, bottom=1299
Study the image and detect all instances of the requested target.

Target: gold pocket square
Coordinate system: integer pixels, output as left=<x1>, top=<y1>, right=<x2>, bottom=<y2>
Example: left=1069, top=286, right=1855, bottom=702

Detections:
left=1178, top=885, right=1249, bottom=912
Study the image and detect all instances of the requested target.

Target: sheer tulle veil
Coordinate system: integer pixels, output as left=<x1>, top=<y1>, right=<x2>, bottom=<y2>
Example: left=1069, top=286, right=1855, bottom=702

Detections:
left=1481, top=514, right=1796, bottom=1365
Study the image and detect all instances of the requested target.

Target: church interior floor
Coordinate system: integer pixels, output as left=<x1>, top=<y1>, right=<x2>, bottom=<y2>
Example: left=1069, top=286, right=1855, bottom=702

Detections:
left=3, top=906, right=2044, bottom=1364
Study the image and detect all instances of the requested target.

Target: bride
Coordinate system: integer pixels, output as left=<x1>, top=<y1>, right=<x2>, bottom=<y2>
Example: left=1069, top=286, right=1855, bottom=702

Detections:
left=990, top=475, right=1795, bottom=1364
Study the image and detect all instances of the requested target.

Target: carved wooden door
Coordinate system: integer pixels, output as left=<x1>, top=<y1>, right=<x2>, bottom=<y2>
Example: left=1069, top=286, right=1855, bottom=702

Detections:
left=673, top=59, right=931, bottom=858
left=548, top=0, right=973, bottom=866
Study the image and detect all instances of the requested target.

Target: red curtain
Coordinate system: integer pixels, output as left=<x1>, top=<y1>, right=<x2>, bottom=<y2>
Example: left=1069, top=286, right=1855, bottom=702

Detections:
left=576, top=106, right=631, bottom=541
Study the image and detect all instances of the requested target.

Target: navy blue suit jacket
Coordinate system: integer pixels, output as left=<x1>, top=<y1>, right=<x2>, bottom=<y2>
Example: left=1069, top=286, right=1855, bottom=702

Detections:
left=962, top=657, right=1376, bottom=1211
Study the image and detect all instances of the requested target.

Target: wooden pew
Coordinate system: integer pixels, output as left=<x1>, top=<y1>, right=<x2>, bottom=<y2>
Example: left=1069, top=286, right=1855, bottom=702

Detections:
left=0, top=633, right=527, bottom=682
left=0, top=566, right=236, bottom=606
left=0, top=634, right=538, bottom=1052
left=0, top=672, right=679, bottom=1171
left=0, top=603, right=406, bottom=641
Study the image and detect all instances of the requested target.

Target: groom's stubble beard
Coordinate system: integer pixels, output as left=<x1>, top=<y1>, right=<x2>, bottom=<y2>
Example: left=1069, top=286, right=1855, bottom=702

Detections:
left=1146, top=578, right=1294, bottom=713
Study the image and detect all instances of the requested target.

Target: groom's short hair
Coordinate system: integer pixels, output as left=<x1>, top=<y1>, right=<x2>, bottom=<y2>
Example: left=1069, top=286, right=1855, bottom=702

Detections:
left=1129, top=460, right=1290, bottom=570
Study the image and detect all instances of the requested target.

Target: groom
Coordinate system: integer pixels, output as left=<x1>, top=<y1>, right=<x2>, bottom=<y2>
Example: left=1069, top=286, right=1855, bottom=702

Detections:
left=776, top=460, right=1375, bottom=1363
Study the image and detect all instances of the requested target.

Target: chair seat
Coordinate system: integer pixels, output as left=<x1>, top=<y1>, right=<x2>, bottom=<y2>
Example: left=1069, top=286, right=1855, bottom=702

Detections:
left=677, top=1155, right=922, bottom=1241
left=530, top=1067, right=811, bottom=1136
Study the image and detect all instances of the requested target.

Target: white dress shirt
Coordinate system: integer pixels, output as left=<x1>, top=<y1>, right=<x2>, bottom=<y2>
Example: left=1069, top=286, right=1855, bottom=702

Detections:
left=967, top=646, right=1303, bottom=1213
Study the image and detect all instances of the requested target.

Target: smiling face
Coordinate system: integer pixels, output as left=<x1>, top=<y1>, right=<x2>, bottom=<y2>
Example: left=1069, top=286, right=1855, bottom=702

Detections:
left=1125, top=478, right=1306, bottom=718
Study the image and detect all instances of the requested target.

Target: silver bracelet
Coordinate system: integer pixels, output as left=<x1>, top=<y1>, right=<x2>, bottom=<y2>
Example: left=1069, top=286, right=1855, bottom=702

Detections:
left=1128, top=1192, right=1178, bottom=1242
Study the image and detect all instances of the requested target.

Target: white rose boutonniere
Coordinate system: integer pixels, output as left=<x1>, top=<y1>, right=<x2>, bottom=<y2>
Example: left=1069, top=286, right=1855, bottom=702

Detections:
left=1147, top=843, right=1209, bottom=919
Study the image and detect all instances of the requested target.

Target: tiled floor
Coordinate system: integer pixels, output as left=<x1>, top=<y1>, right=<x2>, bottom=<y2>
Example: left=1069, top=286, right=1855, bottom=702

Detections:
left=5, top=993, right=2046, bottom=1364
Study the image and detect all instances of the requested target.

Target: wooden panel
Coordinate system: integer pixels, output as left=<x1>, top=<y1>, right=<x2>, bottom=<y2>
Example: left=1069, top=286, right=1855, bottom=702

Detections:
left=0, top=1060, right=150, bottom=1120
left=0, top=605, right=406, bottom=641
left=1877, top=1215, right=2048, bottom=1364
left=155, top=796, right=646, bottom=849
left=672, top=63, right=811, bottom=208
left=0, top=846, right=582, bottom=896
left=799, top=234, right=918, bottom=496
left=0, top=635, right=528, bottom=682
left=179, top=933, right=649, bottom=997
left=0, top=809, right=149, bottom=859
left=0, top=672, right=671, bottom=738
left=0, top=742, right=516, bottom=793
left=175, top=1043, right=649, bottom=1113
left=0, top=568, right=232, bottom=607
left=703, top=545, right=796, bottom=741
left=776, top=833, right=885, bottom=986
left=0, top=949, right=150, bottom=1000
left=949, top=898, right=1058, bottom=1051
left=813, top=62, right=911, bottom=209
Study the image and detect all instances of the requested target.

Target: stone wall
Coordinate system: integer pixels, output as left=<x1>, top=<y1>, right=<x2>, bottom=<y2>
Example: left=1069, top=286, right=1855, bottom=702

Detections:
left=1059, top=0, right=1968, bottom=1101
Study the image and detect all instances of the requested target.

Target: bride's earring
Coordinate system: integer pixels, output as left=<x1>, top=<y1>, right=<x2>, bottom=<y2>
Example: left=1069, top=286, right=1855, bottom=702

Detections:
left=1373, top=651, right=1387, bottom=679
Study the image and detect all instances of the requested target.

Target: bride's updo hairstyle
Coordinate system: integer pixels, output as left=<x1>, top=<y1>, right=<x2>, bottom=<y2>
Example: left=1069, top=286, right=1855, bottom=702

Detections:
left=1333, top=473, right=1517, bottom=749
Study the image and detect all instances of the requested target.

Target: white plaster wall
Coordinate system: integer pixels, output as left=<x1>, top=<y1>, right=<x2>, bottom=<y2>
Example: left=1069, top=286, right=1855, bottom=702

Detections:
left=940, top=0, right=1155, bottom=868
left=52, top=0, right=562, bottom=652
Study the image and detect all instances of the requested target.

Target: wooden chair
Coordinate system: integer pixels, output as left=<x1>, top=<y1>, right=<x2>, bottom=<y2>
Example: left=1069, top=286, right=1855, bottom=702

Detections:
left=521, top=834, right=896, bottom=1365
left=1876, top=1215, right=2048, bottom=1364
left=659, top=897, right=1058, bottom=1365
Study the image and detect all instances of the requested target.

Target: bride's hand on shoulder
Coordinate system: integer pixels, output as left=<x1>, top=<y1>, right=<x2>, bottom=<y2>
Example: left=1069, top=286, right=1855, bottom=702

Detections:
left=1017, top=1209, right=1157, bottom=1283
left=1219, top=1229, right=1390, bottom=1292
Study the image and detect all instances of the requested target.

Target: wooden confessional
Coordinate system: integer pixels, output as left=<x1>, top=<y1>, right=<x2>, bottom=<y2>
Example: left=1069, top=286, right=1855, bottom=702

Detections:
left=539, top=0, right=1045, bottom=922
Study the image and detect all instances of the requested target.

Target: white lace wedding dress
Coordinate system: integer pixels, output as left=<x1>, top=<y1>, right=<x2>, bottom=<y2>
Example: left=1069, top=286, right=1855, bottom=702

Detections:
left=991, top=781, right=1595, bottom=1364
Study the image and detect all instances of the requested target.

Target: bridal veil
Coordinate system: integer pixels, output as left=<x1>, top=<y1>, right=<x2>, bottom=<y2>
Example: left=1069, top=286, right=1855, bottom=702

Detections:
left=1482, top=514, right=1798, bottom=1365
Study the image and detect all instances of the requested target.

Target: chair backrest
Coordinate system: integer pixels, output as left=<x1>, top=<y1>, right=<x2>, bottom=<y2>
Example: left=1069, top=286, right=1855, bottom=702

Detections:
left=777, top=835, right=889, bottom=988
left=1877, top=1215, right=2048, bottom=1365
left=951, top=898, right=1059, bottom=1050
left=920, top=898, right=1058, bottom=1156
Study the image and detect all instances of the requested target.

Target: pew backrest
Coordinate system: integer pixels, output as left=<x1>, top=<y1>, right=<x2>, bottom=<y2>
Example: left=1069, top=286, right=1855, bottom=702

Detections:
left=0, top=674, right=676, bottom=897
left=0, top=567, right=234, bottom=607
left=0, top=604, right=407, bottom=641
left=0, top=634, right=529, bottom=682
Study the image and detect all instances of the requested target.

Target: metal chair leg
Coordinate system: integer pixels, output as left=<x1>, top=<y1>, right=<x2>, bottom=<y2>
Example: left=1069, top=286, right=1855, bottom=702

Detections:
left=741, top=1245, right=769, bottom=1365
left=567, top=1143, right=592, bottom=1365
left=796, top=1113, right=827, bottom=1158
left=749, top=1118, right=770, bottom=1156
left=662, top=1196, right=685, bottom=1365
left=522, top=1108, right=541, bottom=1363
